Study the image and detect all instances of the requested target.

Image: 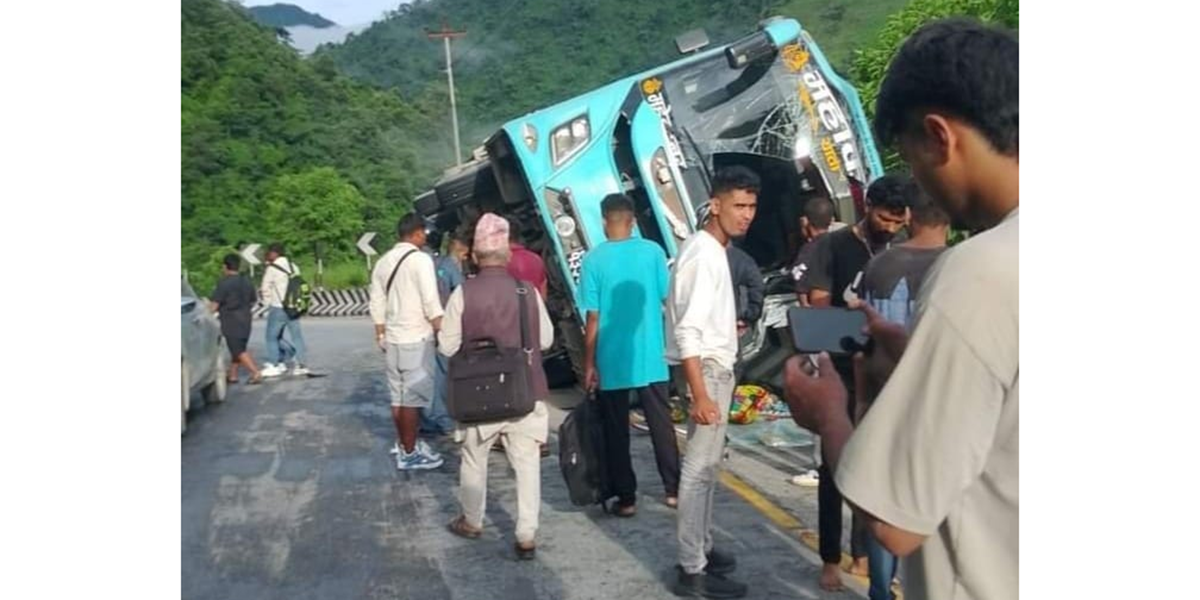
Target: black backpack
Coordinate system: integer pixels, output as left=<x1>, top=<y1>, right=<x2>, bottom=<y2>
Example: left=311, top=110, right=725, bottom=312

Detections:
left=558, top=393, right=613, bottom=508
left=269, top=261, right=311, bottom=320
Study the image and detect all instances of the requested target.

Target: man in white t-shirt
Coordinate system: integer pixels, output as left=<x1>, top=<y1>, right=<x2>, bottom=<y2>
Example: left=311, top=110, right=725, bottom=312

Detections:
left=782, top=18, right=1018, bottom=600
left=667, top=166, right=760, bottom=599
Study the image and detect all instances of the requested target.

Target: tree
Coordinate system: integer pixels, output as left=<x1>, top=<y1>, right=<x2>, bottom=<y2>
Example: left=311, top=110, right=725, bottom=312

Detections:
left=182, top=0, right=443, bottom=291
left=262, top=167, right=366, bottom=263
left=850, top=0, right=1019, bottom=171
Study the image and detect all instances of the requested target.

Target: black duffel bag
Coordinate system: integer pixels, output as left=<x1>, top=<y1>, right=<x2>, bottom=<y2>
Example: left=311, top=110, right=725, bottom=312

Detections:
left=558, top=392, right=613, bottom=508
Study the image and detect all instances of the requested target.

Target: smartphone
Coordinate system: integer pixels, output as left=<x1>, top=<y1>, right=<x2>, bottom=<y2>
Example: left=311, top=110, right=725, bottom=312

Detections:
left=788, top=307, right=869, bottom=355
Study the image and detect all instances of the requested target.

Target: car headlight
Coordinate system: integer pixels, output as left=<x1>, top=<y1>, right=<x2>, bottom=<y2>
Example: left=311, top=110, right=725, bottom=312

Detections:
left=554, top=215, right=577, bottom=239
left=551, top=116, right=590, bottom=165
left=522, top=122, right=538, bottom=152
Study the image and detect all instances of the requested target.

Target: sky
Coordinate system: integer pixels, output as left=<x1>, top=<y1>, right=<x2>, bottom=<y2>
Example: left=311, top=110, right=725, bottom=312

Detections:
left=240, top=0, right=406, bottom=26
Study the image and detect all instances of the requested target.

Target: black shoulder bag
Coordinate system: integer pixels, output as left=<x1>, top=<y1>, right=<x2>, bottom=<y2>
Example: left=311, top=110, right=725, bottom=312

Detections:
left=445, top=281, right=536, bottom=423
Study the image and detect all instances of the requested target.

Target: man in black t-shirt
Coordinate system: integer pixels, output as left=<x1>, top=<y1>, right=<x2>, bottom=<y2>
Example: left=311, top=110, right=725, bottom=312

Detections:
left=211, top=254, right=263, bottom=384
left=805, top=174, right=915, bottom=308
left=801, top=174, right=917, bottom=591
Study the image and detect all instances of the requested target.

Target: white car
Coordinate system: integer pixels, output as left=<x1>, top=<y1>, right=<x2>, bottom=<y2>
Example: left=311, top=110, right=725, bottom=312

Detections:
left=181, top=278, right=227, bottom=434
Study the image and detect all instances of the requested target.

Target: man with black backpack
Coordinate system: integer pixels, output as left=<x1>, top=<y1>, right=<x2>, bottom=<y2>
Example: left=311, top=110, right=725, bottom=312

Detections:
left=260, top=243, right=310, bottom=377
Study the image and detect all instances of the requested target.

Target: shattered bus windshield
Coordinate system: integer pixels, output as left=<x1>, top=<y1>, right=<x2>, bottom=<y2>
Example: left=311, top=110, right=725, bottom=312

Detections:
left=661, top=53, right=786, bottom=162
left=662, top=41, right=872, bottom=228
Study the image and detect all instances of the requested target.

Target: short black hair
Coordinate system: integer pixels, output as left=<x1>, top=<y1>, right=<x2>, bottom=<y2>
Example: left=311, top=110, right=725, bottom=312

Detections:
left=711, top=166, right=761, bottom=197
left=222, top=253, right=241, bottom=271
left=397, top=212, right=425, bottom=240
left=426, top=229, right=444, bottom=250
left=450, top=225, right=472, bottom=247
left=507, top=216, right=523, bottom=243
left=267, top=242, right=285, bottom=255
left=866, top=174, right=918, bottom=213
left=803, top=197, right=834, bottom=229
left=601, top=193, right=635, bottom=217
left=910, top=192, right=950, bottom=227
left=874, top=18, right=1018, bottom=155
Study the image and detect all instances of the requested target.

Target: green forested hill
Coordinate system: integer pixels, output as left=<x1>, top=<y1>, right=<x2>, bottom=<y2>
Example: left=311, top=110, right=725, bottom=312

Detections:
left=317, top=0, right=909, bottom=146
left=182, top=0, right=447, bottom=293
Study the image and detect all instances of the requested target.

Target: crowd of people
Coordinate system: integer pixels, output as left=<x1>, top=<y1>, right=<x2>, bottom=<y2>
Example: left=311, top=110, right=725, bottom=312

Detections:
left=207, top=18, right=1017, bottom=600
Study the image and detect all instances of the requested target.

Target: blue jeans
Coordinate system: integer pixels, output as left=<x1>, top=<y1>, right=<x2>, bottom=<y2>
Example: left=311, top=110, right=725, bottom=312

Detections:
left=420, top=353, right=455, bottom=433
left=866, top=533, right=898, bottom=600
left=265, top=307, right=307, bottom=365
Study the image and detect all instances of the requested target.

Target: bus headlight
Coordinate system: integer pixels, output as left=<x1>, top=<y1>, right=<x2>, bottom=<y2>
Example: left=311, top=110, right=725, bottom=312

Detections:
left=793, top=132, right=813, bottom=160
left=551, top=116, right=590, bottom=165
left=554, top=215, right=577, bottom=239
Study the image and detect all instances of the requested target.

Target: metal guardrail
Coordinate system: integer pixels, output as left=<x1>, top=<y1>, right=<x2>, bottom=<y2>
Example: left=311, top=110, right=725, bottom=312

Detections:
left=252, top=288, right=370, bottom=319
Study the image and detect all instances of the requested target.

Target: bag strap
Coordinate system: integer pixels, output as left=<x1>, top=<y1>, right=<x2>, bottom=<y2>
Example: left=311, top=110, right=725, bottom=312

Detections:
left=386, top=249, right=420, bottom=295
left=516, top=280, right=532, bottom=364
left=268, top=260, right=292, bottom=304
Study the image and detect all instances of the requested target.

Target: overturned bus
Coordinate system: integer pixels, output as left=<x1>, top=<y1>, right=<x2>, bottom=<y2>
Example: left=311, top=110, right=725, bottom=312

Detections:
left=415, top=16, right=882, bottom=390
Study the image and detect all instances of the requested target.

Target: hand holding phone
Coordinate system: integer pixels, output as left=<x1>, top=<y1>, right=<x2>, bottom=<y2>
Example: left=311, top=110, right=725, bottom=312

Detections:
left=787, top=307, right=870, bottom=355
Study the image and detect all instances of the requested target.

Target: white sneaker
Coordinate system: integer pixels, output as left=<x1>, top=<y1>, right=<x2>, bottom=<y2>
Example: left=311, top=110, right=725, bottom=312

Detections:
left=416, top=439, right=442, bottom=462
left=391, top=440, right=441, bottom=459
left=629, top=411, right=650, bottom=433
left=396, top=442, right=445, bottom=470
left=291, top=364, right=310, bottom=377
left=261, top=363, right=286, bottom=378
left=790, top=469, right=820, bottom=487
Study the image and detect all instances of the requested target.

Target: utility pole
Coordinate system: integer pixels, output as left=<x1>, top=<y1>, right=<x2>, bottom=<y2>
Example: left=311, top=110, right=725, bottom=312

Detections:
left=426, top=20, right=466, bottom=166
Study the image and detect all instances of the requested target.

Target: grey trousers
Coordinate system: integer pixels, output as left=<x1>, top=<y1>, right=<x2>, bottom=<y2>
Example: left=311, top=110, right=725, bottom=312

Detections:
left=676, top=359, right=735, bottom=574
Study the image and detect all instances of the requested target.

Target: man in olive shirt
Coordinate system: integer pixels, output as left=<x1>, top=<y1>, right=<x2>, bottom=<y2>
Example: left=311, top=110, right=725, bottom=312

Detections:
left=784, top=19, right=1019, bottom=600
left=854, top=195, right=949, bottom=600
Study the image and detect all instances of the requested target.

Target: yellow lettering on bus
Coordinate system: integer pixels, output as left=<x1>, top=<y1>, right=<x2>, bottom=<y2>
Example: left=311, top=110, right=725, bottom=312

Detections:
left=782, top=44, right=810, bottom=72
left=821, top=137, right=842, bottom=173
left=797, top=83, right=819, bottom=133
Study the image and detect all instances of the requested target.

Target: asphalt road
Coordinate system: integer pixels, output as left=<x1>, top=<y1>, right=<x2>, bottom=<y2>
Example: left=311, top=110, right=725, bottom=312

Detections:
left=182, top=318, right=867, bottom=600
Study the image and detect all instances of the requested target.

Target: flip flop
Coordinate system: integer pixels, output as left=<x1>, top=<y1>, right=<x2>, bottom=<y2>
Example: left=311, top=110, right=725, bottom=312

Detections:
left=248, top=374, right=263, bottom=385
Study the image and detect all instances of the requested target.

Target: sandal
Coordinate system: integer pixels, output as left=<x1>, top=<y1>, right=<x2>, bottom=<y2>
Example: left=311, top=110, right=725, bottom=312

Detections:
left=665, top=496, right=678, bottom=509
left=248, top=373, right=263, bottom=385
left=227, top=376, right=240, bottom=384
left=514, top=541, right=537, bottom=560
left=447, top=516, right=482, bottom=539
